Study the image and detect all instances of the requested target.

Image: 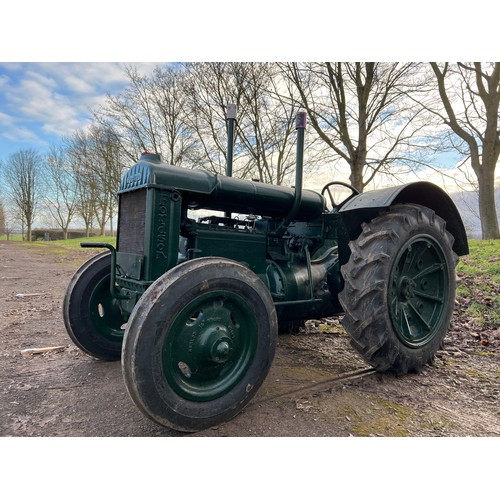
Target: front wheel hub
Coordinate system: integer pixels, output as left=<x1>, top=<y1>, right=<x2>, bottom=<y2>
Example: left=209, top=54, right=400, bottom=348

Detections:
left=163, top=291, right=258, bottom=402
left=197, top=325, right=233, bottom=363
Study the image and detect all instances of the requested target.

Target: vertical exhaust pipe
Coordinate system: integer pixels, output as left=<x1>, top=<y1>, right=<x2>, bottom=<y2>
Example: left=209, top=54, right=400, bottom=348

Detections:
left=274, top=109, right=307, bottom=236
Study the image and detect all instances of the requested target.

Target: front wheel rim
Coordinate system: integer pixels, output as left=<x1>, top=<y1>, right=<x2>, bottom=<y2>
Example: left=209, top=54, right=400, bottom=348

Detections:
left=163, top=290, right=258, bottom=402
left=88, top=275, right=125, bottom=341
left=388, top=235, right=450, bottom=348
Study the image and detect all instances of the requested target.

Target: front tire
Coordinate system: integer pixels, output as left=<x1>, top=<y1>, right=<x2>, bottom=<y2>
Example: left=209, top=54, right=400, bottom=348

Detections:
left=63, top=252, right=126, bottom=360
left=122, top=257, right=278, bottom=432
left=339, top=204, right=458, bottom=374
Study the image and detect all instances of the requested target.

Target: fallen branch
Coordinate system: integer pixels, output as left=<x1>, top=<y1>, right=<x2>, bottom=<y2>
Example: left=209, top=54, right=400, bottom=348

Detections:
left=20, top=346, right=66, bottom=356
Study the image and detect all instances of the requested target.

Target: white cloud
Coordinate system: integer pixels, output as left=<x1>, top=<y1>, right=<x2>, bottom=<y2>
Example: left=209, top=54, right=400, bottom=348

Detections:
left=0, top=63, right=161, bottom=143
left=4, top=79, right=79, bottom=135
left=0, top=111, right=15, bottom=125
left=0, top=109, right=47, bottom=146
left=63, top=75, right=95, bottom=94
left=3, top=125, right=43, bottom=145
left=0, top=74, right=10, bottom=88
left=35, top=62, right=160, bottom=91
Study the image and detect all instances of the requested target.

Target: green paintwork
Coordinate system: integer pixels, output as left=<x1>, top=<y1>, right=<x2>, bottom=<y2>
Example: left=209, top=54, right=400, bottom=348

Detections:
left=162, top=290, right=258, bottom=402
left=88, top=273, right=125, bottom=341
left=188, top=225, right=268, bottom=276
left=388, top=235, right=450, bottom=347
left=143, top=188, right=181, bottom=281
left=119, top=154, right=325, bottom=220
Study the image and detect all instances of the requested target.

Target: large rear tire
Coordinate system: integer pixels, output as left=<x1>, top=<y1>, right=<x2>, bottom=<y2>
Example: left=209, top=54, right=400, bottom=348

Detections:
left=63, top=252, right=126, bottom=360
left=339, top=204, right=458, bottom=374
left=122, top=257, right=278, bottom=432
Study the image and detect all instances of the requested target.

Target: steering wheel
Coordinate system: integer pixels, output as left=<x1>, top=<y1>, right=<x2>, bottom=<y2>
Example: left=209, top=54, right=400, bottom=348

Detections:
left=321, top=181, right=360, bottom=210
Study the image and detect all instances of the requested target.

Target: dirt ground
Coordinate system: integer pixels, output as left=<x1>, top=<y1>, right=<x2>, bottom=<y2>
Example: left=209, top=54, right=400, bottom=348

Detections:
left=1, top=239, right=499, bottom=438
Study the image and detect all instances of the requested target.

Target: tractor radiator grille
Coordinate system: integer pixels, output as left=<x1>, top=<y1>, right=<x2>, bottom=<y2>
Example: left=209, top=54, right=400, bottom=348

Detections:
left=117, top=190, right=147, bottom=254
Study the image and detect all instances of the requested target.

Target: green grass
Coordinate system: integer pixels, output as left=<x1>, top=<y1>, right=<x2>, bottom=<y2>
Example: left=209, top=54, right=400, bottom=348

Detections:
left=42, top=235, right=116, bottom=249
left=0, top=233, right=23, bottom=241
left=1, top=234, right=116, bottom=248
left=457, top=239, right=500, bottom=284
left=456, top=239, right=500, bottom=329
left=1, top=235, right=116, bottom=260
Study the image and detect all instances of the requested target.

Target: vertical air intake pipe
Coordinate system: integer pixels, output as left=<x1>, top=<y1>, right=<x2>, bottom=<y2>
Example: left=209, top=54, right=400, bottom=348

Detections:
left=225, top=103, right=237, bottom=219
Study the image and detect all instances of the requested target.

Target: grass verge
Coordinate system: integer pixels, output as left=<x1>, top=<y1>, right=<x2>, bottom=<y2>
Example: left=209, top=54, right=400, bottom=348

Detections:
left=456, top=239, right=500, bottom=330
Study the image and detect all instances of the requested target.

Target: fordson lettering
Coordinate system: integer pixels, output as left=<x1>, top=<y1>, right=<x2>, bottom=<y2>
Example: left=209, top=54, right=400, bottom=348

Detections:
left=156, top=193, right=170, bottom=260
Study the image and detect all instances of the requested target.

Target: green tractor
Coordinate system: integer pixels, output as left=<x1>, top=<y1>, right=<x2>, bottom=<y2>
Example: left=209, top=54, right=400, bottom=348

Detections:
left=63, top=106, right=468, bottom=432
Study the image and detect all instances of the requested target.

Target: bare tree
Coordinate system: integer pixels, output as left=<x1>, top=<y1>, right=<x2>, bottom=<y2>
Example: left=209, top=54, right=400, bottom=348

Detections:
left=181, top=62, right=248, bottom=175
left=71, top=125, right=123, bottom=236
left=66, top=124, right=125, bottom=236
left=149, top=65, right=196, bottom=165
left=279, top=62, right=431, bottom=192
left=429, top=62, right=500, bottom=240
left=89, top=125, right=124, bottom=235
left=182, top=62, right=318, bottom=184
left=44, top=145, right=78, bottom=239
left=94, top=65, right=195, bottom=167
left=75, top=166, right=100, bottom=238
left=95, top=66, right=156, bottom=161
left=0, top=205, right=17, bottom=240
left=0, top=199, right=5, bottom=237
left=66, top=132, right=100, bottom=237
left=2, top=149, right=41, bottom=241
left=94, top=63, right=321, bottom=185
left=235, top=63, right=314, bottom=185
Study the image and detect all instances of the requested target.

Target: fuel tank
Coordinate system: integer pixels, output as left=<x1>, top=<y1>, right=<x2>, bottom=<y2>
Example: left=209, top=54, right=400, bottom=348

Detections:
left=119, top=153, right=326, bottom=220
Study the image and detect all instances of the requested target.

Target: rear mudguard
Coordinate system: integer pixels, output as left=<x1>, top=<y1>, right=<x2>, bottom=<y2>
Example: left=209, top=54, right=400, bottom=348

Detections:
left=338, top=181, right=469, bottom=257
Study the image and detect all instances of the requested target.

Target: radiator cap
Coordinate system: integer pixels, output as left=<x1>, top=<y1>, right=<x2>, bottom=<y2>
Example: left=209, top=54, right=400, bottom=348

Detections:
left=140, top=152, right=161, bottom=162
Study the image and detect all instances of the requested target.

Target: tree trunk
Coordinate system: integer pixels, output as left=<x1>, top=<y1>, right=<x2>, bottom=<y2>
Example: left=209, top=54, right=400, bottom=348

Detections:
left=350, top=152, right=367, bottom=193
left=349, top=162, right=365, bottom=193
left=476, top=166, right=500, bottom=239
left=109, top=199, right=114, bottom=237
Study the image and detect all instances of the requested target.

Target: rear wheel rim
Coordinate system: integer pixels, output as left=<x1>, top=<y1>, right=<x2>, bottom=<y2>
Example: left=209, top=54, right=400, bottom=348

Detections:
left=163, top=290, right=258, bottom=402
left=388, top=235, right=449, bottom=348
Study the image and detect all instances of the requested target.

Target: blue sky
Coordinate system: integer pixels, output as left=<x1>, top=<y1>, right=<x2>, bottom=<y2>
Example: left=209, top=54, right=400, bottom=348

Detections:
left=0, top=62, right=160, bottom=160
